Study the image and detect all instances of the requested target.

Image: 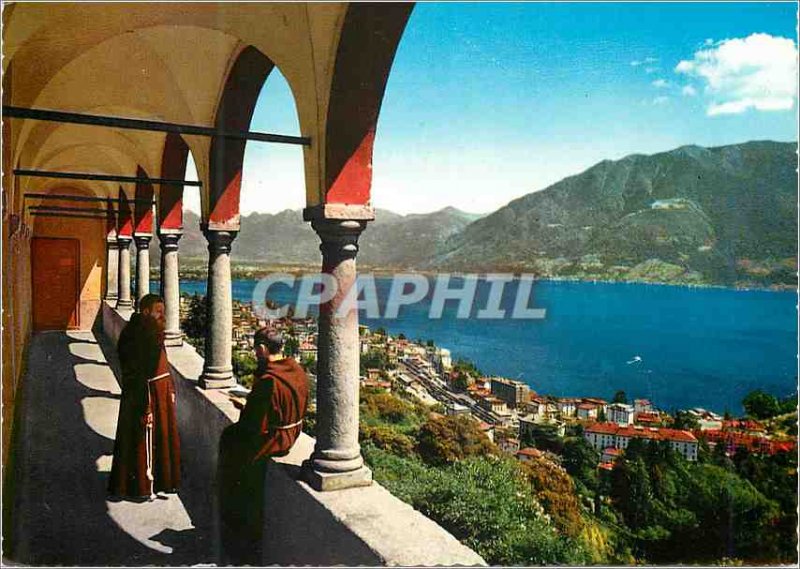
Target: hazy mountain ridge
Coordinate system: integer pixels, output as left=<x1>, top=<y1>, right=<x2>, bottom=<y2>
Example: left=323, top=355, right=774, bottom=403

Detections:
left=164, top=141, right=796, bottom=286
left=169, top=207, right=483, bottom=268
left=431, top=141, right=797, bottom=285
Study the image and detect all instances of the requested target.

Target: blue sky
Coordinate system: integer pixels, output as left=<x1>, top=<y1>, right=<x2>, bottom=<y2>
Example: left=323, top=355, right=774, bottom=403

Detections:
left=185, top=2, right=798, bottom=216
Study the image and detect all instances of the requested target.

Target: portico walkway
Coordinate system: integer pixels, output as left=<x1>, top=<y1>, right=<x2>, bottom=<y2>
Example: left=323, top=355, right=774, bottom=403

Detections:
left=7, top=330, right=213, bottom=566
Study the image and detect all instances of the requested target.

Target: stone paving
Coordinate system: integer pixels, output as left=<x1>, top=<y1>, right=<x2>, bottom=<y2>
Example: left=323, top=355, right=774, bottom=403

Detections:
left=6, top=330, right=213, bottom=566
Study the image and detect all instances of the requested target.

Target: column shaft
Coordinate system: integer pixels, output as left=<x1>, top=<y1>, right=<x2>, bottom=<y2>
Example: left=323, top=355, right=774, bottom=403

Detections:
left=159, top=232, right=183, bottom=346
left=105, top=237, right=119, bottom=301
left=304, top=218, right=372, bottom=491
left=199, top=229, right=237, bottom=389
left=115, top=236, right=133, bottom=310
left=134, top=234, right=152, bottom=305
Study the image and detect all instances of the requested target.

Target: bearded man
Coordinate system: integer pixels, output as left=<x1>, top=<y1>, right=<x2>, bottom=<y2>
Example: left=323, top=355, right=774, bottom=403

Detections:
left=109, top=293, right=181, bottom=499
left=219, top=328, right=310, bottom=564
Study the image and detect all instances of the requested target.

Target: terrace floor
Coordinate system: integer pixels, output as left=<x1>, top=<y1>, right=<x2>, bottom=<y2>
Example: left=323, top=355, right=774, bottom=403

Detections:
left=6, top=330, right=213, bottom=566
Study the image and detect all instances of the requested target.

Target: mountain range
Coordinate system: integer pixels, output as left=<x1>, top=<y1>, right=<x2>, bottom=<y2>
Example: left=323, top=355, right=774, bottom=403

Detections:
left=163, top=140, right=797, bottom=286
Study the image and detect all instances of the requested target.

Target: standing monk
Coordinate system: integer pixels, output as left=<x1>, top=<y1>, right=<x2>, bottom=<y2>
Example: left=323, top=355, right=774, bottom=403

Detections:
left=219, top=329, right=309, bottom=564
left=109, top=293, right=181, bottom=499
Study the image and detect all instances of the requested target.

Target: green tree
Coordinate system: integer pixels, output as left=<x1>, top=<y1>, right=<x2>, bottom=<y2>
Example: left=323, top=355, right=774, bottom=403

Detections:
left=521, top=423, right=563, bottom=454
left=232, top=351, right=258, bottom=388
left=453, top=371, right=472, bottom=392
left=360, top=349, right=389, bottom=374
left=182, top=294, right=207, bottom=345
left=742, top=389, right=780, bottom=419
left=364, top=449, right=587, bottom=565
left=417, top=415, right=498, bottom=466
left=360, top=424, right=416, bottom=456
left=612, top=390, right=627, bottom=404
left=284, top=336, right=299, bottom=357
left=671, top=410, right=699, bottom=430
left=610, top=457, right=653, bottom=531
left=562, top=437, right=600, bottom=492
left=521, top=456, right=586, bottom=538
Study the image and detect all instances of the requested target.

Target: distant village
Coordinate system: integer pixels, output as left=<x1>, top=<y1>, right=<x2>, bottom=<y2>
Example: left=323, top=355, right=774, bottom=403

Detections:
left=180, top=294, right=797, bottom=470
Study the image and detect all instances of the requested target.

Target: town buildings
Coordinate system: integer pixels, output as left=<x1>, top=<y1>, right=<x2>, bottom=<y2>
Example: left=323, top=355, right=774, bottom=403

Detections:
left=490, top=377, right=530, bottom=408
left=607, top=402, right=636, bottom=426
left=585, top=423, right=699, bottom=461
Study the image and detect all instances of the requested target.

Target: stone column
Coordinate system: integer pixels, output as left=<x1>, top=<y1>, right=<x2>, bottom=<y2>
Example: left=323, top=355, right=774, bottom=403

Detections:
left=199, top=228, right=237, bottom=389
left=105, top=236, right=119, bottom=302
left=304, top=218, right=373, bottom=491
left=134, top=234, right=152, bottom=305
left=115, top=236, right=133, bottom=311
left=159, top=231, right=183, bottom=346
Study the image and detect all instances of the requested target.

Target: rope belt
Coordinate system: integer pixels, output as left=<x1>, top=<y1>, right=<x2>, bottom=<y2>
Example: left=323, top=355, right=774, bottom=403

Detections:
left=147, top=372, right=170, bottom=383
left=273, top=419, right=303, bottom=430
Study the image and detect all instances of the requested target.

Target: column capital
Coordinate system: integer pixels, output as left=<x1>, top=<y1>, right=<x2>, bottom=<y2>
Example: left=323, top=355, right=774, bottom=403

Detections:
left=303, top=203, right=375, bottom=222
left=311, top=218, right=368, bottom=263
left=158, top=231, right=182, bottom=252
left=106, top=236, right=120, bottom=248
left=202, top=227, right=238, bottom=255
left=133, top=233, right=152, bottom=249
left=116, top=235, right=132, bottom=247
left=157, top=227, right=184, bottom=236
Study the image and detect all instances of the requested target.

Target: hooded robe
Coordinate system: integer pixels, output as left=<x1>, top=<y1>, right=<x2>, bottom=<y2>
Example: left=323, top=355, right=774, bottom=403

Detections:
left=218, top=357, right=310, bottom=564
left=108, top=313, right=181, bottom=497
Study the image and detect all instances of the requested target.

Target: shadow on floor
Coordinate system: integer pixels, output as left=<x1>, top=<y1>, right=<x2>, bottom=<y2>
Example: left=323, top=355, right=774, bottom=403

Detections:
left=7, top=330, right=214, bottom=566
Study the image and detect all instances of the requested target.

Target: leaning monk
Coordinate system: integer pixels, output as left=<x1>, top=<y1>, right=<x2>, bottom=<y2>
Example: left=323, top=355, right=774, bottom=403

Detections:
left=109, top=293, right=181, bottom=499
left=219, top=328, right=309, bottom=565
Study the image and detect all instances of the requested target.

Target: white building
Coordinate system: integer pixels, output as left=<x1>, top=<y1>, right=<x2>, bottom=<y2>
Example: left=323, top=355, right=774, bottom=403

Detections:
left=436, top=348, right=452, bottom=373
left=584, top=424, right=698, bottom=462
left=576, top=403, right=599, bottom=421
left=608, top=403, right=635, bottom=426
left=557, top=398, right=579, bottom=417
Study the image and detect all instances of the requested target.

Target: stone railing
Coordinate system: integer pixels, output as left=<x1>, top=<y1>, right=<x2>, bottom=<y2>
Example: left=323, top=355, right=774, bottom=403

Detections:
left=101, top=301, right=485, bottom=566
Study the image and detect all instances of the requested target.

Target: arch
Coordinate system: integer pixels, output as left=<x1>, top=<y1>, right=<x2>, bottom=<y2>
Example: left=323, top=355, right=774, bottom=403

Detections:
left=133, top=166, right=155, bottom=235
left=206, top=46, right=275, bottom=229
left=28, top=184, right=104, bottom=232
left=117, top=186, right=134, bottom=238
left=157, top=133, right=190, bottom=232
left=321, top=4, right=414, bottom=206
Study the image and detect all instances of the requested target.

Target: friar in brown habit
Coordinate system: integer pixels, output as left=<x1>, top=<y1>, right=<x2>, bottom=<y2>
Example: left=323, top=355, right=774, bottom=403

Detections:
left=219, top=328, right=309, bottom=565
left=109, top=293, right=181, bottom=499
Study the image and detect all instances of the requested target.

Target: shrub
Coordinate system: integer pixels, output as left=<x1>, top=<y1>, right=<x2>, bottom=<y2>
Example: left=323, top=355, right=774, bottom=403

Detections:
left=363, top=446, right=586, bottom=565
left=360, top=424, right=416, bottom=456
left=416, top=414, right=498, bottom=466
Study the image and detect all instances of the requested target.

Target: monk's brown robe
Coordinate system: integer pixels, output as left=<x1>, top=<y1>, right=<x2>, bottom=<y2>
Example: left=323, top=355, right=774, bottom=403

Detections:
left=109, top=313, right=181, bottom=497
left=219, top=357, right=309, bottom=564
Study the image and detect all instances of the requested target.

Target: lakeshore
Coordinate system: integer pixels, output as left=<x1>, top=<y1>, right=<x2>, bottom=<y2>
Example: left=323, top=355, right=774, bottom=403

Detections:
left=155, top=259, right=797, bottom=292
left=164, top=276, right=797, bottom=415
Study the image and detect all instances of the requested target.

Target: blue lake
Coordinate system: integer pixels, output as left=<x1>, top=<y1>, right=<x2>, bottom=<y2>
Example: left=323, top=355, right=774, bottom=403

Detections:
left=165, top=277, right=797, bottom=414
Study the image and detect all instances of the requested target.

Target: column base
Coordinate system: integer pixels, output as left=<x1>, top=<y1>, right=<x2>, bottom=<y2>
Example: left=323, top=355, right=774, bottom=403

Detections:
left=164, top=331, right=183, bottom=347
left=301, top=461, right=373, bottom=492
left=115, top=299, right=133, bottom=311
left=104, top=294, right=118, bottom=302
left=199, top=368, right=236, bottom=389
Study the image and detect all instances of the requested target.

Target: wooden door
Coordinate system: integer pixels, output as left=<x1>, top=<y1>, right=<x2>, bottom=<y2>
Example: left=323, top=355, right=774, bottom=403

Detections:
left=32, top=238, right=79, bottom=330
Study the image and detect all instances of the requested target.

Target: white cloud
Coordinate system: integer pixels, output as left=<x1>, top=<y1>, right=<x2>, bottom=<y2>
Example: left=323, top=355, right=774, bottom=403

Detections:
left=652, top=96, right=670, bottom=106
left=645, top=66, right=660, bottom=74
left=631, top=57, right=658, bottom=68
left=681, top=85, right=697, bottom=97
left=652, top=79, right=670, bottom=88
left=675, top=33, right=798, bottom=115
